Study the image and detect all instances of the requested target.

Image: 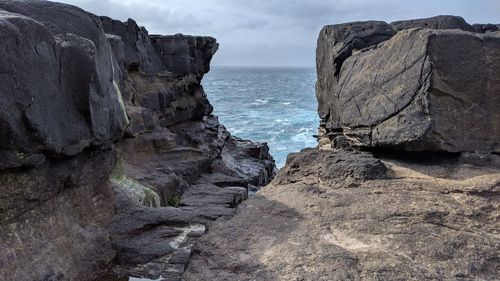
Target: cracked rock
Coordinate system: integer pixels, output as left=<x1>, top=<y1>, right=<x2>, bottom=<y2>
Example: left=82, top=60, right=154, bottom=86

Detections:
left=317, top=16, right=500, bottom=153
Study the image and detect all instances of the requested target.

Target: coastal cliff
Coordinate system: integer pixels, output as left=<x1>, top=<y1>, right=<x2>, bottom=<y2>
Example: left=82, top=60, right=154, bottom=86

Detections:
left=1, top=2, right=499, bottom=280
left=184, top=16, right=500, bottom=280
left=0, top=1, right=274, bottom=280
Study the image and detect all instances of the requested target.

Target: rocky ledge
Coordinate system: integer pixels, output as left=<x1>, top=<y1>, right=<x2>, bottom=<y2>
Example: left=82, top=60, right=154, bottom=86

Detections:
left=184, top=16, right=500, bottom=280
left=0, top=1, right=274, bottom=281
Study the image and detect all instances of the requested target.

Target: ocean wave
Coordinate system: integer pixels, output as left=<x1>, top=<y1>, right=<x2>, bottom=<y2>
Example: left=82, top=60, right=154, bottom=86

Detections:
left=204, top=66, right=319, bottom=168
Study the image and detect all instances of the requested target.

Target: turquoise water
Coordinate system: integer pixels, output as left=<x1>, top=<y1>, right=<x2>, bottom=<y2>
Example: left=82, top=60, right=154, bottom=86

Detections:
left=203, top=66, right=319, bottom=168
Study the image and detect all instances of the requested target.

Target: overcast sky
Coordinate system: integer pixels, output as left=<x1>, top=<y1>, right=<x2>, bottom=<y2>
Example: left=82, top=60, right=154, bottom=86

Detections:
left=60, top=0, right=500, bottom=67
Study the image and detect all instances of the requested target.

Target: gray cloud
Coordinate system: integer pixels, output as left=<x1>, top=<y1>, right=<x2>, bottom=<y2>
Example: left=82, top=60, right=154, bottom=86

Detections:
left=61, top=0, right=500, bottom=67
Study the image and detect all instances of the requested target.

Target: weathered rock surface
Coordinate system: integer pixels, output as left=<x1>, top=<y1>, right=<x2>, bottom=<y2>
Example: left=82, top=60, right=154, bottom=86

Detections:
left=275, top=148, right=387, bottom=188
left=0, top=1, right=126, bottom=280
left=0, top=1, right=128, bottom=166
left=185, top=150, right=500, bottom=281
left=100, top=15, right=275, bottom=276
left=317, top=16, right=500, bottom=153
left=391, top=15, right=476, bottom=32
left=0, top=1, right=275, bottom=281
left=0, top=148, right=117, bottom=281
left=184, top=16, right=500, bottom=281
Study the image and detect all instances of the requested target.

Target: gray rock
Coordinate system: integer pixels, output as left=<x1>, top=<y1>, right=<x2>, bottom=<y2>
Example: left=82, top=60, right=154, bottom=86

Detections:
left=0, top=2, right=274, bottom=281
left=275, top=148, right=387, bottom=188
left=180, top=184, right=248, bottom=207
left=151, top=34, right=219, bottom=77
left=0, top=149, right=117, bottom=281
left=100, top=16, right=163, bottom=74
left=472, top=23, right=500, bottom=33
left=196, top=173, right=249, bottom=188
left=211, top=135, right=276, bottom=187
left=0, top=2, right=128, bottom=166
left=0, top=2, right=128, bottom=280
left=113, top=226, right=181, bottom=265
left=184, top=150, right=500, bottom=281
left=317, top=21, right=500, bottom=153
left=391, top=15, right=476, bottom=32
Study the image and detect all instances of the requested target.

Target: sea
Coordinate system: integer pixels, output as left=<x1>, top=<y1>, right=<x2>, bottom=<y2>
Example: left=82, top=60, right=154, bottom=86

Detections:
left=203, top=66, right=319, bottom=168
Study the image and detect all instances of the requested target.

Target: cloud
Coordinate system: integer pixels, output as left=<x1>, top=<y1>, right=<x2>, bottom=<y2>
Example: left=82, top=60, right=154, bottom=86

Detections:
left=61, top=0, right=500, bottom=67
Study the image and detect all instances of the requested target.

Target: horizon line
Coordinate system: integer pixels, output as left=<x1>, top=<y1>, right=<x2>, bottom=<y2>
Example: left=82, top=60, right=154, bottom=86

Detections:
left=212, top=64, right=316, bottom=69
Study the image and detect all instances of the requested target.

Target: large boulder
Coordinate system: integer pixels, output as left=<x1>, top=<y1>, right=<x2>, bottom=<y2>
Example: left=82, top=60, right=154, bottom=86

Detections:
left=316, top=21, right=395, bottom=120
left=317, top=16, right=500, bottom=153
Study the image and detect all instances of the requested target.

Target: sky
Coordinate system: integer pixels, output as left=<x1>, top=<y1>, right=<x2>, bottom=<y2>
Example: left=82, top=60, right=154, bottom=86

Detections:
left=60, top=0, right=500, bottom=67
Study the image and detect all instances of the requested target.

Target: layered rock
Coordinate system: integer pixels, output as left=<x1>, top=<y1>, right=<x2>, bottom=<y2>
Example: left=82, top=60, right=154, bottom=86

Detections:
left=98, top=20, right=274, bottom=281
left=316, top=16, right=500, bottom=152
left=0, top=1, right=274, bottom=281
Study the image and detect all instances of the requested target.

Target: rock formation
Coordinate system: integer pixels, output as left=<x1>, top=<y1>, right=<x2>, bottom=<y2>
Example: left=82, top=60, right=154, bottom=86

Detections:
left=0, top=1, right=274, bottom=281
left=316, top=15, right=500, bottom=152
left=184, top=16, right=500, bottom=280
left=1, top=4, right=498, bottom=280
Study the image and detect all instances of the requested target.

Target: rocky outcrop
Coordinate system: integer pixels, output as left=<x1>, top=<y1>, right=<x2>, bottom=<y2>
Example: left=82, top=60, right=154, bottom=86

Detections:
left=316, top=16, right=500, bottom=152
left=0, top=1, right=126, bottom=280
left=185, top=16, right=500, bottom=280
left=0, top=0, right=128, bottom=167
left=0, top=1, right=274, bottom=281
left=98, top=17, right=274, bottom=280
left=185, top=150, right=500, bottom=281
left=275, top=148, right=387, bottom=188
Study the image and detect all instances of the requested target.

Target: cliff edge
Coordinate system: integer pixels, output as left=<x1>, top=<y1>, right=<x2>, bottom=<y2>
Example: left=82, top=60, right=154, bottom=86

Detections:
left=0, top=1, right=275, bottom=281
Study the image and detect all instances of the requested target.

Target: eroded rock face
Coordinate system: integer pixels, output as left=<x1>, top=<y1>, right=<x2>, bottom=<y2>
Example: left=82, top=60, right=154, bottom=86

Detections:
left=0, top=1, right=127, bottom=280
left=0, top=1, right=275, bottom=281
left=100, top=17, right=163, bottom=75
left=98, top=15, right=274, bottom=279
left=317, top=16, right=500, bottom=153
left=0, top=4, right=128, bottom=167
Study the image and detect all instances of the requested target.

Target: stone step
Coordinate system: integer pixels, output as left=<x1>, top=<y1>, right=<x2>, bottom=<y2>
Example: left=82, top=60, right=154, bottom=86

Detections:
left=180, top=184, right=247, bottom=207
left=196, top=173, right=249, bottom=188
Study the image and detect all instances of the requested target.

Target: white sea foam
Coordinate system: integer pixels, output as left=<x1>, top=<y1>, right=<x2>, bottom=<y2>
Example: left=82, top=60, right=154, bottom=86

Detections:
left=204, top=66, right=319, bottom=168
